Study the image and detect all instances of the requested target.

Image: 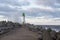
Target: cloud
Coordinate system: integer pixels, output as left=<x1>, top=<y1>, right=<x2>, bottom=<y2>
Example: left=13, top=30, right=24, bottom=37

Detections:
left=21, top=5, right=54, bottom=12
left=0, top=0, right=30, bottom=6
left=33, top=0, right=56, bottom=6
left=0, top=15, right=8, bottom=21
left=25, top=16, right=60, bottom=25
left=0, top=0, right=60, bottom=25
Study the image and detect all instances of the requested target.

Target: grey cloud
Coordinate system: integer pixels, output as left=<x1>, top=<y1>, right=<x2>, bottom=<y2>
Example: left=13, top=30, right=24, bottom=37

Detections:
left=22, top=8, right=60, bottom=18
left=35, top=0, right=56, bottom=6
left=0, top=0, right=20, bottom=6
left=34, top=0, right=60, bottom=8
left=57, top=0, right=60, bottom=3
left=0, top=4, right=18, bottom=12
left=0, top=7, right=17, bottom=12
left=0, top=0, right=60, bottom=24
left=0, top=0, right=30, bottom=6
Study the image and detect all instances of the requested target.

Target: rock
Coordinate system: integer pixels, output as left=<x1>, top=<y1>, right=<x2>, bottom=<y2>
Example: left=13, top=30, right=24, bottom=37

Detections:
left=42, top=30, right=52, bottom=40
left=50, top=31, right=57, bottom=40
left=56, top=32, right=60, bottom=40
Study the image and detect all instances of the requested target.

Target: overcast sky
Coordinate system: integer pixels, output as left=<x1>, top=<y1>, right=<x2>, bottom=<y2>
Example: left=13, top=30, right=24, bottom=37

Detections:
left=0, top=0, right=60, bottom=25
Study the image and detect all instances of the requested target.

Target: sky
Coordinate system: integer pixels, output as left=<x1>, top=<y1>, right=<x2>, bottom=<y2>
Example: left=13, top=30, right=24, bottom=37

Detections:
left=0, top=0, right=60, bottom=25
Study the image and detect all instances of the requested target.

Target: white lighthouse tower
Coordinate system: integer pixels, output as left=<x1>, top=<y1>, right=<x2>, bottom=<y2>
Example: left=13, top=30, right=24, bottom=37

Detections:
left=22, top=13, right=25, bottom=25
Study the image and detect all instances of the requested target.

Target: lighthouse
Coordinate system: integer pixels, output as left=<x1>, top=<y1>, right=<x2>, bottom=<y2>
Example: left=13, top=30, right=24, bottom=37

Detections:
left=22, top=13, right=25, bottom=25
